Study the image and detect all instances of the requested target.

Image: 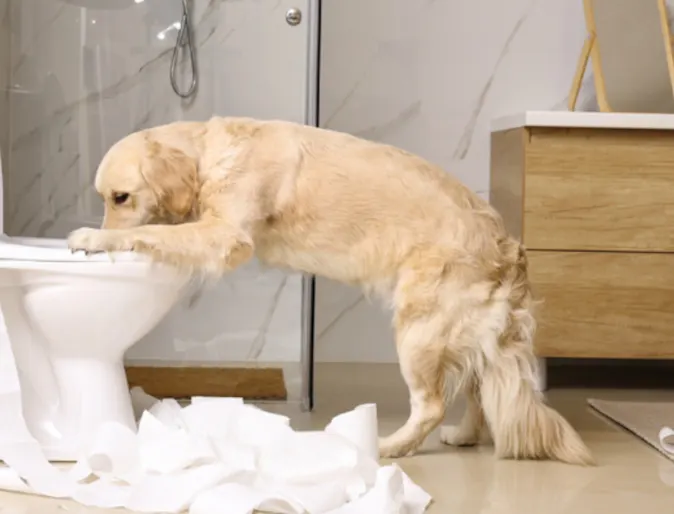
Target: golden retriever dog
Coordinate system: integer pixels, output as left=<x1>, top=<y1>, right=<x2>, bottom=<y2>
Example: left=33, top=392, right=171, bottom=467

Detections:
left=68, top=117, right=593, bottom=465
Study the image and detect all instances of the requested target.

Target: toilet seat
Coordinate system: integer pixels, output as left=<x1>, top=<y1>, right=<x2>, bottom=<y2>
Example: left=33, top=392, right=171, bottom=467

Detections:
left=0, top=236, right=147, bottom=263
left=0, top=236, right=172, bottom=278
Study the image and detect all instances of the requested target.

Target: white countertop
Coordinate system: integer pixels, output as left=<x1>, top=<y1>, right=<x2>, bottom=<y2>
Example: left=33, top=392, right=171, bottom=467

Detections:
left=491, top=110, right=674, bottom=132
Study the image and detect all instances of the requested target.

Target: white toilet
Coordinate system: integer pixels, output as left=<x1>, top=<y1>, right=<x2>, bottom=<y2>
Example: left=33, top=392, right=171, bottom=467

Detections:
left=0, top=157, right=190, bottom=461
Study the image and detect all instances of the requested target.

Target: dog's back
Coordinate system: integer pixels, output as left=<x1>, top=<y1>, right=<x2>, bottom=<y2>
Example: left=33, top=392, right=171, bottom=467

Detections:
left=220, top=118, right=508, bottom=289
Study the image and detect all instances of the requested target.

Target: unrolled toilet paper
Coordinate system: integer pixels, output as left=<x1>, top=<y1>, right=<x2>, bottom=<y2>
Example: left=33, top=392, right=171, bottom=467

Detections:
left=0, top=392, right=433, bottom=514
left=130, top=386, right=159, bottom=420
left=190, top=482, right=304, bottom=514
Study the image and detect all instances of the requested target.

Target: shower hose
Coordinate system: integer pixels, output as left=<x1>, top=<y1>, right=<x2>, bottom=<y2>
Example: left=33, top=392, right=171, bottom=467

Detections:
left=170, top=0, right=198, bottom=98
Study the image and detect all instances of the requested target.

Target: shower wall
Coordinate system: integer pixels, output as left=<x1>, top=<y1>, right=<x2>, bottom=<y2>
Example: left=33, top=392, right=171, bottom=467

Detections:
left=0, top=0, right=8, bottom=190
left=2, top=0, right=316, bottom=370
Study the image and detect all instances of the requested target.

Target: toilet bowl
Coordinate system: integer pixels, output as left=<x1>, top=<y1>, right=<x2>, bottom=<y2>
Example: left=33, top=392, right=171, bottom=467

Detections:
left=0, top=236, right=190, bottom=461
left=0, top=149, right=189, bottom=461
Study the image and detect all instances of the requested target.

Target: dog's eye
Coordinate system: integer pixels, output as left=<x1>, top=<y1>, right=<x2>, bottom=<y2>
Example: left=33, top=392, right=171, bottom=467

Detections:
left=112, top=192, right=130, bottom=205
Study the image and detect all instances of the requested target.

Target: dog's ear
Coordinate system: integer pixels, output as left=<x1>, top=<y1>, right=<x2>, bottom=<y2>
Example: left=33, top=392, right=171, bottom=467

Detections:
left=141, top=139, right=198, bottom=220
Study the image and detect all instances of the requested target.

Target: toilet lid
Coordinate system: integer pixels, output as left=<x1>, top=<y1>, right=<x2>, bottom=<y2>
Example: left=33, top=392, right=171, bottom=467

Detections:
left=0, top=236, right=149, bottom=263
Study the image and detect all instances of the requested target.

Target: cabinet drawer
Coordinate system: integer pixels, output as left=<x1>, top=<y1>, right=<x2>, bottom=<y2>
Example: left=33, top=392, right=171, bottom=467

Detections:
left=528, top=251, right=674, bottom=359
left=523, top=128, right=674, bottom=252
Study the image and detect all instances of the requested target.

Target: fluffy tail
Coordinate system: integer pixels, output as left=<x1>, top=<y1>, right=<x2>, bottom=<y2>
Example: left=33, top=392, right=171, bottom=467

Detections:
left=479, top=238, right=594, bottom=466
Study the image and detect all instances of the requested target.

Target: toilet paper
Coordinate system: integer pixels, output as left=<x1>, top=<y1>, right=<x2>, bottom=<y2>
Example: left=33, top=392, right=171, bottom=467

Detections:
left=137, top=411, right=218, bottom=474
left=125, top=463, right=237, bottom=513
left=0, top=465, right=31, bottom=494
left=659, top=426, right=674, bottom=455
left=149, top=398, right=185, bottom=429
left=0, top=391, right=433, bottom=514
left=190, top=482, right=304, bottom=514
left=323, top=464, right=432, bottom=514
left=86, top=421, right=141, bottom=484
left=258, top=431, right=360, bottom=485
left=130, top=386, right=160, bottom=420
left=72, top=478, right=133, bottom=509
left=325, top=403, right=379, bottom=462
left=0, top=440, right=84, bottom=498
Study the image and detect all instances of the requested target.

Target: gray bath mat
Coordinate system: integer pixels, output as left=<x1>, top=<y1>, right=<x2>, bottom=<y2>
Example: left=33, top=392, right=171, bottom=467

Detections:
left=588, top=398, right=674, bottom=461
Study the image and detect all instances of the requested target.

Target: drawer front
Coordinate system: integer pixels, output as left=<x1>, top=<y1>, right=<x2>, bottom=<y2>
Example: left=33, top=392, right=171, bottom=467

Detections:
left=523, top=128, right=674, bottom=252
left=528, top=251, right=674, bottom=359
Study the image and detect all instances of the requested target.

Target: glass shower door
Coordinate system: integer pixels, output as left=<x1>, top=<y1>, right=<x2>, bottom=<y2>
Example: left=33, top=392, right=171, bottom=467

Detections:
left=4, top=0, right=319, bottom=408
left=123, top=0, right=320, bottom=410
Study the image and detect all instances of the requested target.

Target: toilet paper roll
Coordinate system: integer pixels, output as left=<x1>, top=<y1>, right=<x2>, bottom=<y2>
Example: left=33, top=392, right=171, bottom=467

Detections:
left=325, top=403, right=379, bottom=462
left=659, top=427, right=674, bottom=455
left=85, top=421, right=141, bottom=483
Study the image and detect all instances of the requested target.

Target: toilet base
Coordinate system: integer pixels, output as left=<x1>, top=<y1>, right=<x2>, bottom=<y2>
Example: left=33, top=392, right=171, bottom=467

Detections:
left=0, top=238, right=191, bottom=463
left=25, top=358, right=137, bottom=462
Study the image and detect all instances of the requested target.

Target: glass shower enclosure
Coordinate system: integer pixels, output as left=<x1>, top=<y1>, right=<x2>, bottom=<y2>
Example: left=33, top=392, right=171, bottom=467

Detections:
left=0, top=0, right=319, bottom=408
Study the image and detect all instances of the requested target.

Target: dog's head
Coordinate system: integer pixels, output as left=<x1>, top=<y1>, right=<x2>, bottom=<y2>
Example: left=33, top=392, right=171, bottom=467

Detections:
left=94, top=132, right=198, bottom=229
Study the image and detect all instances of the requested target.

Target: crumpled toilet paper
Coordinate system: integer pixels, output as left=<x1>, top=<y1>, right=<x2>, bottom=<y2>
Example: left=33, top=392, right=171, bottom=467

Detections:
left=0, top=393, right=432, bottom=514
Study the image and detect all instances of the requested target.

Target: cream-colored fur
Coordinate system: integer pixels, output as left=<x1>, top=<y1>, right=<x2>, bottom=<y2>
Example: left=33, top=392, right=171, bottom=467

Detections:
left=68, top=117, right=594, bottom=465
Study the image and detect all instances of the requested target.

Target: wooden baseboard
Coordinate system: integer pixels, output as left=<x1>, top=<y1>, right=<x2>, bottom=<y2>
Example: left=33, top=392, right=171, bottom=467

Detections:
left=125, top=366, right=287, bottom=400
left=547, top=358, right=674, bottom=389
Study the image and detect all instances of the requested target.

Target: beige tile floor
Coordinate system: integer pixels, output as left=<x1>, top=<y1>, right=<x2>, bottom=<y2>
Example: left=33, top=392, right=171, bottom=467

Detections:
left=1, top=364, right=673, bottom=513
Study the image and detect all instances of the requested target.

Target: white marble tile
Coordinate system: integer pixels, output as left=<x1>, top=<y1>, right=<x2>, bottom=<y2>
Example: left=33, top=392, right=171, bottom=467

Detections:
left=9, top=0, right=673, bottom=370
left=315, top=0, right=598, bottom=362
left=314, top=279, right=396, bottom=363
left=0, top=0, right=9, bottom=218
left=6, top=0, right=314, bottom=236
left=2, top=0, right=315, bottom=372
left=125, top=262, right=303, bottom=364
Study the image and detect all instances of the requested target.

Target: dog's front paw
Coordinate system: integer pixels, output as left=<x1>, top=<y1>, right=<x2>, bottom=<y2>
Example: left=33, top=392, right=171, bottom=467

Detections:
left=67, top=228, right=130, bottom=254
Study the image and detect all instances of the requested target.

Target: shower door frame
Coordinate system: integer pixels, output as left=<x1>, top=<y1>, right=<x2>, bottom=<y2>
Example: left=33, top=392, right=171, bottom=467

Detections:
left=299, top=0, right=321, bottom=412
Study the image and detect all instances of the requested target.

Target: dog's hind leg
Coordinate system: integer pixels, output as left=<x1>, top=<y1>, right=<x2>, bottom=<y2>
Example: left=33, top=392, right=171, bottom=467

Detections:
left=440, top=377, right=489, bottom=447
left=378, top=314, right=447, bottom=459
left=378, top=258, right=452, bottom=459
